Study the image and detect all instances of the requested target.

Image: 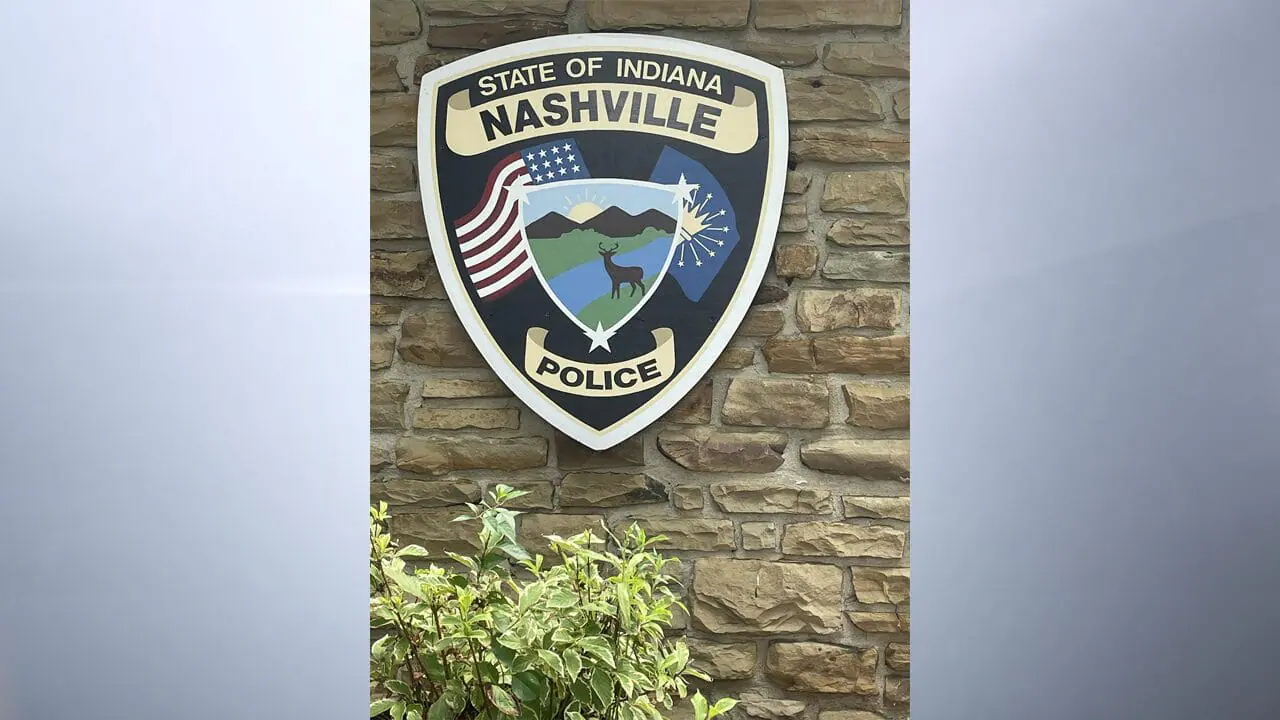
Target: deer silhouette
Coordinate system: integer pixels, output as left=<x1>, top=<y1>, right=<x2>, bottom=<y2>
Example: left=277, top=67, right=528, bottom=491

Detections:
left=598, top=242, right=646, bottom=299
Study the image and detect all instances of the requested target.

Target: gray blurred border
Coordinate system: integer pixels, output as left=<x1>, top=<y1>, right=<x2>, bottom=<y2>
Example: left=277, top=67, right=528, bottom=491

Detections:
left=0, top=2, right=369, bottom=719
left=914, top=0, right=1280, bottom=717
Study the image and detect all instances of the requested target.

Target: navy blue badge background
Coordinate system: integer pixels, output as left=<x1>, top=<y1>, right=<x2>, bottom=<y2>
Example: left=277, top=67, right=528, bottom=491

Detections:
left=430, top=50, right=773, bottom=432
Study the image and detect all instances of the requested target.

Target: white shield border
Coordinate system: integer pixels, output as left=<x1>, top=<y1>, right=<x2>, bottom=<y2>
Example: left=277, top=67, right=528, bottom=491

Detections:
left=417, top=34, right=788, bottom=450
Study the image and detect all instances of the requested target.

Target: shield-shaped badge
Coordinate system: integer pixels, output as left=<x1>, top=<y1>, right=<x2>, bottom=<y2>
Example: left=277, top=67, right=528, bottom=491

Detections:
left=418, top=35, right=787, bottom=449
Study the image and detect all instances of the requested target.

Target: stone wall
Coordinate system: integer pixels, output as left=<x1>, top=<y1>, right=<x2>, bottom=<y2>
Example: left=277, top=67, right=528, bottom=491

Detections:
left=371, top=1, right=909, bottom=717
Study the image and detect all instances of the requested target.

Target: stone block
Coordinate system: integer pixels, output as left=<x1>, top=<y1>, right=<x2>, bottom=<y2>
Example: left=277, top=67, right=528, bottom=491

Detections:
left=823, top=251, right=909, bottom=283
left=427, top=18, right=567, bottom=50
left=797, top=289, right=900, bottom=332
left=800, top=438, right=909, bottom=480
left=420, top=376, right=510, bottom=398
left=371, top=328, right=396, bottom=369
left=371, top=480, right=480, bottom=507
left=793, top=126, right=908, bottom=163
left=411, top=407, right=519, bottom=430
left=722, top=377, right=829, bottom=428
left=850, top=567, right=909, bottom=604
left=756, top=0, right=900, bottom=28
left=762, top=337, right=817, bottom=373
left=710, top=484, right=833, bottom=514
left=622, top=518, right=734, bottom=551
left=824, top=42, right=909, bottom=77
left=657, top=428, right=787, bottom=473
left=395, top=435, right=547, bottom=475
left=687, top=639, right=757, bottom=680
left=739, top=522, right=778, bottom=550
left=812, top=334, right=909, bottom=374
left=692, top=559, right=843, bottom=634
left=371, top=250, right=445, bottom=300
left=775, top=244, right=818, bottom=279
left=843, top=382, right=909, bottom=429
left=370, top=149, right=414, bottom=191
left=781, top=521, right=906, bottom=558
left=827, top=218, right=909, bottom=247
left=821, top=170, right=908, bottom=214
left=372, top=0, right=422, bottom=45
left=586, top=0, right=749, bottom=29
left=843, top=495, right=909, bottom=521
left=787, top=76, right=882, bottom=121
left=764, top=642, right=878, bottom=694
left=371, top=93, right=417, bottom=146
left=398, top=308, right=485, bottom=367
left=560, top=472, right=667, bottom=507
left=371, top=380, right=409, bottom=430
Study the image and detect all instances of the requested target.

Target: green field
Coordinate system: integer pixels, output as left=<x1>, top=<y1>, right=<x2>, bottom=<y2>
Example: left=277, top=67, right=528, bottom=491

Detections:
left=576, top=272, right=662, bottom=329
left=528, top=227, right=668, bottom=279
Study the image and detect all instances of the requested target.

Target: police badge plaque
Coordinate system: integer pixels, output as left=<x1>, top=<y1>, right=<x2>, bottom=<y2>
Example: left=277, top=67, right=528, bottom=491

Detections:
left=418, top=35, right=787, bottom=450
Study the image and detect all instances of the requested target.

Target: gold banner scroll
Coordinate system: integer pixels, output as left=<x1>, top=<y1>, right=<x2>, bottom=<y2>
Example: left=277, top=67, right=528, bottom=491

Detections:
left=445, top=84, right=758, bottom=156
left=524, top=327, right=675, bottom=398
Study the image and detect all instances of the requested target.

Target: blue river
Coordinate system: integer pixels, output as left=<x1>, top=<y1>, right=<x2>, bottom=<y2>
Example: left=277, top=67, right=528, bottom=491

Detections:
left=546, top=237, right=673, bottom=315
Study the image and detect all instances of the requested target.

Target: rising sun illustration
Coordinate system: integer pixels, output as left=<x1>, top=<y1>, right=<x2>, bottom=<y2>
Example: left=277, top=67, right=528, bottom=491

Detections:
left=563, top=190, right=605, bottom=223
left=566, top=201, right=603, bottom=223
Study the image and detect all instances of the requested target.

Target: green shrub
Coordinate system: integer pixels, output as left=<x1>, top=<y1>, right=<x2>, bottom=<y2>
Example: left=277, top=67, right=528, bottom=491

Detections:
left=370, top=485, right=735, bottom=720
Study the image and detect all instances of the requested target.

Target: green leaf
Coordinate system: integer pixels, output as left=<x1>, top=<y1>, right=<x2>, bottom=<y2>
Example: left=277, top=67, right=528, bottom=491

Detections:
left=407, top=710, right=423, bottom=720
left=535, top=649, right=564, bottom=675
left=492, top=642, right=517, bottom=668
left=383, top=679, right=412, bottom=696
left=371, top=698, right=396, bottom=717
left=487, top=686, right=519, bottom=717
left=391, top=701, right=407, bottom=720
left=563, top=649, right=583, bottom=677
left=427, top=688, right=464, bottom=720
left=545, top=590, right=577, bottom=609
left=589, top=668, right=614, bottom=707
left=511, top=671, right=546, bottom=703
left=419, top=652, right=447, bottom=682
left=395, top=545, right=432, bottom=558
left=708, top=698, right=739, bottom=720
left=570, top=679, right=593, bottom=706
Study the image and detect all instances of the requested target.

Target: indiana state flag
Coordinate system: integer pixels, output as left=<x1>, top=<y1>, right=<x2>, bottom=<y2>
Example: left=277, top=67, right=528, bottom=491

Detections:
left=648, top=147, right=740, bottom=303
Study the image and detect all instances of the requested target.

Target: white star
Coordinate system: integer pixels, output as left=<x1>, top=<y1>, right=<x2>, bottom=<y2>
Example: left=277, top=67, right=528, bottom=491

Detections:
left=571, top=164, right=580, bottom=172
left=525, top=154, right=536, bottom=162
left=707, top=193, right=713, bottom=200
left=542, top=161, right=551, bottom=169
left=555, top=156, right=563, bottom=165
left=551, top=146, right=560, bottom=154
left=533, top=174, right=542, bottom=182
left=567, top=153, right=575, bottom=161
left=585, top=322, right=614, bottom=352
left=558, top=167, right=567, bottom=175
left=715, top=240, right=724, bottom=246
left=538, top=149, right=547, bottom=158
left=672, top=173, right=699, bottom=206
left=561, top=143, right=571, bottom=151
left=708, top=251, right=716, bottom=257
left=677, top=261, right=685, bottom=267
left=695, top=260, right=703, bottom=266
left=508, top=182, right=532, bottom=204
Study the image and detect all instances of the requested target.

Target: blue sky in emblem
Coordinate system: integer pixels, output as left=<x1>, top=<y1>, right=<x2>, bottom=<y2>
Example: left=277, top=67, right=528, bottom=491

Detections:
left=524, top=182, right=679, bottom=224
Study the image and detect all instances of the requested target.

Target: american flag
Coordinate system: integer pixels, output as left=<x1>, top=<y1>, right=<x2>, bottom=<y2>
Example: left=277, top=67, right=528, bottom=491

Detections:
left=454, top=138, right=590, bottom=301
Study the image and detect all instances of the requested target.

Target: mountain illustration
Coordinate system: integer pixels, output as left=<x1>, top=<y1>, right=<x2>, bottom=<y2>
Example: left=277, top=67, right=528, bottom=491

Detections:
left=525, top=207, right=677, bottom=240
left=524, top=211, right=580, bottom=239
left=585, top=207, right=677, bottom=236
